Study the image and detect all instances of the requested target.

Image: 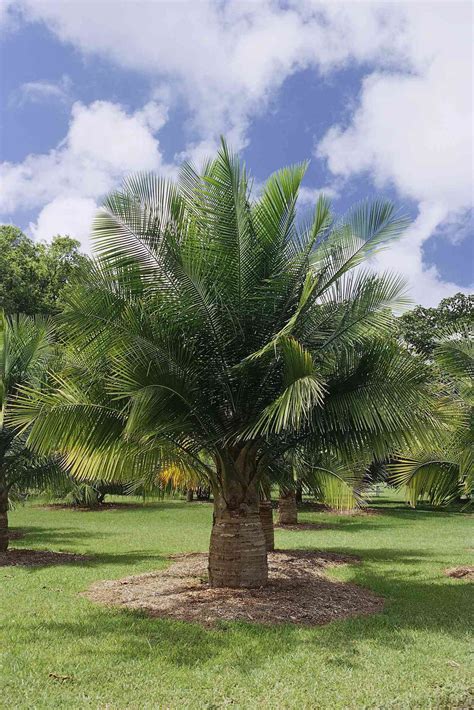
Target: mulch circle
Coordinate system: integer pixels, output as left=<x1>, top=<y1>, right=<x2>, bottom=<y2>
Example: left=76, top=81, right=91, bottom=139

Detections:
left=444, top=566, right=474, bottom=580
left=0, top=549, right=90, bottom=567
left=83, top=549, right=383, bottom=627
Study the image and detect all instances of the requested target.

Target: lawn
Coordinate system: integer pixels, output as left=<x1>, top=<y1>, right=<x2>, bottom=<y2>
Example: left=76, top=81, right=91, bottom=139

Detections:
left=1, top=493, right=472, bottom=709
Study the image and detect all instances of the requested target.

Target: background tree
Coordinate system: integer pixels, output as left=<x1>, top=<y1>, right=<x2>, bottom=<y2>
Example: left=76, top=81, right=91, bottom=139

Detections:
left=391, top=330, right=473, bottom=507
left=44, top=475, right=133, bottom=508
left=0, top=226, right=89, bottom=316
left=0, top=312, right=60, bottom=552
left=13, top=143, right=446, bottom=587
left=398, top=293, right=473, bottom=357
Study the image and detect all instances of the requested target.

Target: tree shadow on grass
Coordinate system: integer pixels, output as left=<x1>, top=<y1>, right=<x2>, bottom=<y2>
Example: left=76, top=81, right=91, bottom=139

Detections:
left=313, top=546, right=432, bottom=565
left=2, top=545, right=168, bottom=570
left=369, top=501, right=471, bottom=518
left=9, top=526, right=114, bottom=546
left=280, top=517, right=396, bottom=534
left=32, top=564, right=472, bottom=675
left=36, top=500, right=210, bottom=513
left=284, top=506, right=471, bottom=541
left=10, top=502, right=472, bottom=671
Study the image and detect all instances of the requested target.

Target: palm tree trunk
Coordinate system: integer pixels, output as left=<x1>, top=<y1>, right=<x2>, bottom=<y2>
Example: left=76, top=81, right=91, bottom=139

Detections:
left=186, top=488, right=194, bottom=502
left=295, top=481, right=303, bottom=504
left=259, top=500, right=275, bottom=551
left=208, top=448, right=268, bottom=588
left=278, top=488, right=298, bottom=525
left=0, top=478, right=9, bottom=553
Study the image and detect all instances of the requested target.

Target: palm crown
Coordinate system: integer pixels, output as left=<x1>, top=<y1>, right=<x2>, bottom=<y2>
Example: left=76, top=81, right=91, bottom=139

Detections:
left=12, top=141, right=445, bottom=586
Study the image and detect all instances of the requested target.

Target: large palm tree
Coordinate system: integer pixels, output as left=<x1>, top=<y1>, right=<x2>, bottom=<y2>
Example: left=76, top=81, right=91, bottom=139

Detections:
left=12, top=142, right=444, bottom=586
left=0, top=312, right=58, bottom=551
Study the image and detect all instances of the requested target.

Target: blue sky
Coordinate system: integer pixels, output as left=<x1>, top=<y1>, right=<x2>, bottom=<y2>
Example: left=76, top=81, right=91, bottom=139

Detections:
left=0, top=1, right=472, bottom=306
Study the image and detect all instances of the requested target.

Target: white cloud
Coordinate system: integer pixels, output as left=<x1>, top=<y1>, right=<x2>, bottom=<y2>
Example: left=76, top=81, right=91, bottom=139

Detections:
left=0, top=98, right=170, bottom=217
left=12, top=1, right=409, bottom=152
left=370, top=203, right=472, bottom=307
left=9, top=74, right=72, bottom=108
left=0, top=98, right=172, bottom=250
left=316, top=2, right=473, bottom=305
left=298, top=184, right=340, bottom=206
left=29, top=196, right=97, bottom=252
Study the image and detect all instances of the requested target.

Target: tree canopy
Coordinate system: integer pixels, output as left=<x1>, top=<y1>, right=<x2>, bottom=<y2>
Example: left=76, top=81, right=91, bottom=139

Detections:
left=398, top=292, right=474, bottom=357
left=0, top=225, right=89, bottom=316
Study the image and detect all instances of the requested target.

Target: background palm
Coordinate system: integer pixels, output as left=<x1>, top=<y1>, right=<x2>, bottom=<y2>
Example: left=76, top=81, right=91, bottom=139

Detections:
left=13, top=141, right=445, bottom=586
left=0, top=312, right=60, bottom=551
left=391, top=330, right=473, bottom=507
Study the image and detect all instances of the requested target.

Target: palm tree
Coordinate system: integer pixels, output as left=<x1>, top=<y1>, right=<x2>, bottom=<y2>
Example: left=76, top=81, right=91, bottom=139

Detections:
left=0, top=312, right=58, bottom=551
left=12, top=142, right=444, bottom=586
left=276, top=451, right=365, bottom=525
left=391, top=330, right=473, bottom=507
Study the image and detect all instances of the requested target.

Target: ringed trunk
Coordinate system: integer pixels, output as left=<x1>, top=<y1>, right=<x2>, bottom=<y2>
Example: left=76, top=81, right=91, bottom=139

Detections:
left=186, top=489, right=194, bottom=502
left=0, top=483, right=9, bottom=553
left=278, top=489, right=298, bottom=525
left=259, top=500, right=275, bottom=552
left=208, top=450, right=268, bottom=588
left=209, top=497, right=268, bottom=588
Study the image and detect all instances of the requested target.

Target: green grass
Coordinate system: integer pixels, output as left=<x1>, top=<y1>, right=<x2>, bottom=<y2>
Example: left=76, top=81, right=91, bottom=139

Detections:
left=1, top=493, right=472, bottom=709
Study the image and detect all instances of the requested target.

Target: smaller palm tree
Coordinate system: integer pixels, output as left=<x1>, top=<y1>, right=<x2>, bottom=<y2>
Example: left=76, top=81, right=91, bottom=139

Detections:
left=0, top=312, right=59, bottom=551
left=391, top=330, right=473, bottom=507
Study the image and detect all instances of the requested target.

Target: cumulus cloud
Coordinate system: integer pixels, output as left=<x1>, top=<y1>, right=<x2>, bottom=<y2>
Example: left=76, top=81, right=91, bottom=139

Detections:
left=0, top=97, right=172, bottom=250
left=29, top=196, right=98, bottom=252
left=370, top=203, right=471, bottom=307
left=0, top=99, right=170, bottom=243
left=12, top=0, right=409, bottom=153
left=316, top=2, right=473, bottom=305
left=1, top=1, right=472, bottom=302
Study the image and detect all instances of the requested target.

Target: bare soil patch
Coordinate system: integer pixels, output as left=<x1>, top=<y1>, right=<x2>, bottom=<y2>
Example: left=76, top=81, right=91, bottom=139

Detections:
left=84, top=550, right=383, bottom=627
left=444, top=566, right=474, bottom=580
left=0, top=549, right=90, bottom=567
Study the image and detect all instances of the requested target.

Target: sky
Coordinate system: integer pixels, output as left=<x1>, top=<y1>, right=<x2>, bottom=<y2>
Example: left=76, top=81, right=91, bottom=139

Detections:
left=0, top=0, right=472, bottom=307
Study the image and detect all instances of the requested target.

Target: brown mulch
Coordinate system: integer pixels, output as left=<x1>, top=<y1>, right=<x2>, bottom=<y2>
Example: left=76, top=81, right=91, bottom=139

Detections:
left=83, top=550, right=383, bottom=627
left=0, top=549, right=90, bottom=567
left=444, top=566, right=474, bottom=580
left=275, top=523, right=336, bottom=531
